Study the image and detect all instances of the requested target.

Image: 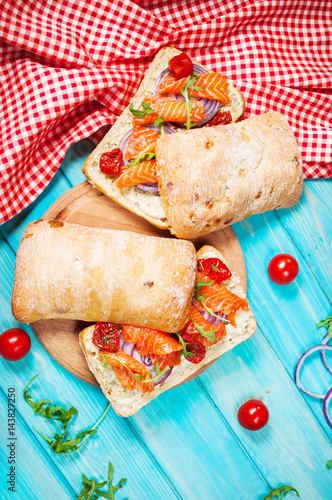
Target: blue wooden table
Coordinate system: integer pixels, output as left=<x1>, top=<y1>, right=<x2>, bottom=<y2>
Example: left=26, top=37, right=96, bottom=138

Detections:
left=1, top=139, right=331, bottom=500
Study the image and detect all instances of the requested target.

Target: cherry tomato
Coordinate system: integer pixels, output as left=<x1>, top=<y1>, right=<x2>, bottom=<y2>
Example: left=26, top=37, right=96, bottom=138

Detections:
left=237, top=399, right=269, bottom=431
left=0, top=328, right=31, bottom=361
left=205, top=111, right=232, bottom=127
left=197, top=257, right=232, bottom=284
left=92, top=322, right=121, bottom=352
left=99, top=148, right=123, bottom=177
left=168, top=53, right=193, bottom=80
left=181, top=333, right=206, bottom=364
left=268, top=254, right=299, bottom=285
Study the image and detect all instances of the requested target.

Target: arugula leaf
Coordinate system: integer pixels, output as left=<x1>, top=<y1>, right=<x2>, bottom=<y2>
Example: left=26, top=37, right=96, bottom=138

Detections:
left=101, top=354, right=170, bottom=383
left=264, top=485, right=300, bottom=500
left=180, top=73, right=205, bottom=130
left=327, top=459, right=332, bottom=469
left=23, top=375, right=111, bottom=455
left=176, top=332, right=195, bottom=358
left=126, top=152, right=155, bottom=169
left=317, top=315, right=332, bottom=338
left=129, top=101, right=166, bottom=135
left=189, top=316, right=216, bottom=343
left=194, top=279, right=230, bottom=324
left=77, top=462, right=128, bottom=500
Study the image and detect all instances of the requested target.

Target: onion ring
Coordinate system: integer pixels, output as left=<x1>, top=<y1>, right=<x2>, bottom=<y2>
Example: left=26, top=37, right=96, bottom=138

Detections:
left=320, top=333, right=332, bottom=375
left=323, top=386, right=332, bottom=428
left=294, top=344, right=332, bottom=399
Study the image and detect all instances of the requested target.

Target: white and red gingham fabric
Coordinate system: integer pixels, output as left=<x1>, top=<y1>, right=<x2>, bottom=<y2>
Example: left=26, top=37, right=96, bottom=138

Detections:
left=1, top=0, right=331, bottom=224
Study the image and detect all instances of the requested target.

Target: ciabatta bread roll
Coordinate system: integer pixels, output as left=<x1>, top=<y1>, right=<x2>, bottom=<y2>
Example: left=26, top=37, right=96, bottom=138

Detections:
left=156, top=111, right=303, bottom=238
left=11, top=220, right=196, bottom=332
left=79, top=245, right=256, bottom=417
left=83, top=46, right=245, bottom=230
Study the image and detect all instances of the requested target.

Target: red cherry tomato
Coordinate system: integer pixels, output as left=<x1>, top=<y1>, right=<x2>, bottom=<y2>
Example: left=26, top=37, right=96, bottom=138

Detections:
left=238, top=399, right=269, bottom=431
left=0, top=328, right=31, bottom=361
left=268, top=254, right=299, bottom=285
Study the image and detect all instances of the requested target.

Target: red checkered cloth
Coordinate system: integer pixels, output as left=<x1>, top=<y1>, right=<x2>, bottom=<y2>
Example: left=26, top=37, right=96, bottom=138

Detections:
left=1, top=0, right=331, bottom=224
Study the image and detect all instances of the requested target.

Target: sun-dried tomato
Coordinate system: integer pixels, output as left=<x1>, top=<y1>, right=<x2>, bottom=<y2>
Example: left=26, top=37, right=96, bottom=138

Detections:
left=181, top=333, right=206, bottom=364
left=92, top=322, right=121, bottom=352
left=99, top=148, right=123, bottom=177
left=198, top=257, right=232, bottom=284
left=205, top=111, right=232, bottom=127
left=168, top=53, right=193, bottom=80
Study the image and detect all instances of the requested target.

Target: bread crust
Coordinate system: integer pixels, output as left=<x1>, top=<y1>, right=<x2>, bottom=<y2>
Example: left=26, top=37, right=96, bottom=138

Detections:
left=79, top=245, right=256, bottom=417
left=11, top=220, right=196, bottom=332
left=155, top=111, right=303, bottom=239
left=82, top=46, right=245, bottom=229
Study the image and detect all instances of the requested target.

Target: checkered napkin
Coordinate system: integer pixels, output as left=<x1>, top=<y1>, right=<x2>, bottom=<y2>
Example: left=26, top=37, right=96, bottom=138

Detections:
left=1, top=0, right=331, bottom=224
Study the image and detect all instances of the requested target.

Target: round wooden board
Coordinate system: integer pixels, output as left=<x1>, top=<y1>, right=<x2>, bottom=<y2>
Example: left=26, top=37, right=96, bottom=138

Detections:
left=31, top=182, right=247, bottom=387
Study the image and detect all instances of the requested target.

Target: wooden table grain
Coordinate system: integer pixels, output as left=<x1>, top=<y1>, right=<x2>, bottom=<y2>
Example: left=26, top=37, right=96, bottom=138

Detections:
left=0, top=139, right=331, bottom=500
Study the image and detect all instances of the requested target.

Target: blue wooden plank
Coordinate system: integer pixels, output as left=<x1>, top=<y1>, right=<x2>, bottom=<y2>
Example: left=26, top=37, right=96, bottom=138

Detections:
left=0, top=237, right=183, bottom=500
left=275, top=179, right=332, bottom=302
left=0, top=388, right=76, bottom=500
left=59, top=138, right=95, bottom=187
left=197, top=329, right=332, bottom=500
left=233, top=204, right=332, bottom=436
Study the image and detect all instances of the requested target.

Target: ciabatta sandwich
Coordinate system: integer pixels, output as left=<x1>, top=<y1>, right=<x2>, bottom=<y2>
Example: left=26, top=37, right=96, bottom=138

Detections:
left=79, top=245, right=256, bottom=417
left=82, top=46, right=245, bottom=232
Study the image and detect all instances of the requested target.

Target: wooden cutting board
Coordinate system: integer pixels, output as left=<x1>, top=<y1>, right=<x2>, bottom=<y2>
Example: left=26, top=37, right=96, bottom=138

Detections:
left=31, top=182, right=247, bottom=386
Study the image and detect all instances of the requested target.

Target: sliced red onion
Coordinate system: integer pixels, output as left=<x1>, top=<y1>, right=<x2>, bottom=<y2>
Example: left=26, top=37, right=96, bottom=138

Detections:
left=191, top=296, right=229, bottom=326
left=136, top=183, right=159, bottom=193
left=320, top=333, right=332, bottom=374
left=153, top=366, right=173, bottom=386
left=118, top=124, right=175, bottom=166
left=323, top=386, right=332, bottom=428
left=294, top=344, right=332, bottom=399
left=155, top=65, right=221, bottom=127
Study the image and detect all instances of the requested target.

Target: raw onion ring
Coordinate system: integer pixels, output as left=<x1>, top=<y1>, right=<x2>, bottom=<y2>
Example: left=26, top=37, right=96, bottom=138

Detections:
left=191, top=296, right=229, bottom=326
left=136, top=183, right=159, bottom=194
left=320, top=333, right=332, bottom=374
left=294, top=344, right=332, bottom=399
left=323, top=386, right=332, bottom=428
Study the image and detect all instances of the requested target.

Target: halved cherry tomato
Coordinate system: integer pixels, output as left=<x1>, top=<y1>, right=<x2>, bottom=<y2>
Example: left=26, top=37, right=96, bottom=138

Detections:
left=168, top=53, right=193, bottom=80
left=181, top=333, right=206, bottom=364
left=0, top=328, right=31, bottom=361
left=205, top=111, right=232, bottom=127
left=267, top=254, right=299, bottom=285
left=92, top=322, right=121, bottom=352
left=197, top=257, right=232, bottom=284
left=237, top=399, right=269, bottom=431
left=99, top=148, right=123, bottom=177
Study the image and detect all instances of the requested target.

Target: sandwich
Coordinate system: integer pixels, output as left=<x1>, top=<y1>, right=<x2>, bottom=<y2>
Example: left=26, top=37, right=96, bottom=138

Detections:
left=82, top=47, right=303, bottom=239
left=82, top=46, right=246, bottom=233
left=79, top=244, right=256, bottom=417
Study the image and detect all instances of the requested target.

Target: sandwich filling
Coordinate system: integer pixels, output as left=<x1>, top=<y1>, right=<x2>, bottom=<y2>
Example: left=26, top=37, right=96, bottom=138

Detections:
left=93, top=256, right=249, bottom=394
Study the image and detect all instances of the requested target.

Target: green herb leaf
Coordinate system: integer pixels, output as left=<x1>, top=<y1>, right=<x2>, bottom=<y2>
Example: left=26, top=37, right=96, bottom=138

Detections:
left=77, top=461, right=128, bottom=500
left=327, top=459, right=332, bottom=469
left=180, top=73, right=205, bottom=130
left=176, top=332, right=195, bottom=358
left=126, top=152, right=155, bottom=169
left=194, top=279, right=230, bottom=324
left=24, top=375, right=111, bottom=455
left=264, top=485, right=300, bottom=500
left=129, top=101, right=166, bottom=135
left=189, top=316, right=216, bottom=343
left=317, top=315, right=332, bottom=338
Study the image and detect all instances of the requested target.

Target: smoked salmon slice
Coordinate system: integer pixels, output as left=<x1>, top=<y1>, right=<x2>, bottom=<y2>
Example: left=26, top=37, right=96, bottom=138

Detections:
left=185, top=305, right=226, bottom=347
left=125, top=126, right=159, bottom=160
left=158, top=73, right=230, bottom=104
left=100, top=349, right=154, bottom=393
left=151, top=351, right=182, bottom=371
left=132, top=95, right=205, bottom=126
left=114, top=160, right=158, bottom=188
left=122, top=325, right=182, bottom=356
left=195, top=272, right=249, bottom=327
